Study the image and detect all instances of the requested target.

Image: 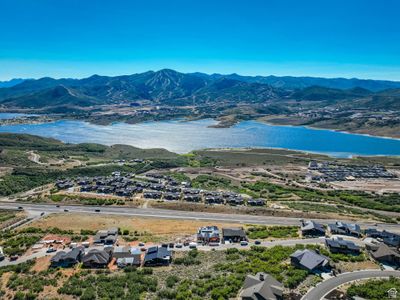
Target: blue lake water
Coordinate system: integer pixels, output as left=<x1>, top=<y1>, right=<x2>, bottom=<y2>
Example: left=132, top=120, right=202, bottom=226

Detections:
left=0, top=114, right=399, bottom=157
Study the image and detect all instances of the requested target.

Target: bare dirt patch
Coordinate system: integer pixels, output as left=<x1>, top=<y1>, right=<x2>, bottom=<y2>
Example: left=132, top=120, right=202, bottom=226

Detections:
left=28, top=213, right=239, bottom=241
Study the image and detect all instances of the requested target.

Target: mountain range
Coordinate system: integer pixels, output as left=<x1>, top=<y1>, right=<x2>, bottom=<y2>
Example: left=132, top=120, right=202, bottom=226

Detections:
left=0, top=69, right=399, bottom=111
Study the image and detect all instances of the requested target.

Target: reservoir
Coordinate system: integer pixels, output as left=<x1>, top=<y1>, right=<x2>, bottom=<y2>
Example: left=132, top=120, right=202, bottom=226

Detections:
left=0, top=115, right=399, bottom=158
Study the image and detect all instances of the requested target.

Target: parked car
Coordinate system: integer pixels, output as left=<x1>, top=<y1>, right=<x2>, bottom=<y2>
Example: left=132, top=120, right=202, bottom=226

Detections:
left=95, top=209, right=100, bottom=212
left=169, top=243, right=175, bottom=248
left=56, top=205, right=60, bottom=208
left=189, top=242, right=197, bottom=249
left=17, top=206, right=23, bottom=210
left=10, top=255, right=18, bottom=261
left=240, top=241, right=249, bottom=246
left=254, top=240, right=261, bottom=245
left=138, top=242, right=145, bottom=247
left=64, top=209, right=69, bottom=212
left=46, top=247, right=56, bottom=253
left=175, top=243, right=183, bottom=248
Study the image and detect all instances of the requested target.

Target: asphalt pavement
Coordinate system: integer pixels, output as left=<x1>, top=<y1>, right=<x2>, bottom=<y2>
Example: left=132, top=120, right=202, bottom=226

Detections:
left=302, top=270, right=400, bottom=300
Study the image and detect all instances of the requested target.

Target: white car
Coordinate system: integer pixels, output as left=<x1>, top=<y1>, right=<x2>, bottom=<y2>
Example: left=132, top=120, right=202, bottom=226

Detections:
left=240, top=241, right=249, bottom=246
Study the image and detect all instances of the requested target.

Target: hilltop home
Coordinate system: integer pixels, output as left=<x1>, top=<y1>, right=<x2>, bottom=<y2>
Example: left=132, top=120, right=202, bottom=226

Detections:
left=222, top=227, right=247, bottom=243
left=144, top=246, right=172, bottom=266
left=50, top=247, right=84, bottom=268
left=82, top=249, right=112, bottom=268
left=239, top=272, right=283, bottom=300
left=290, top=249, right=330, bottom=273
left=301, top=220, right=325, bottom=237
left=325, top=237, right=360, bottom=254
left=328, top=221, right=361, bottom=237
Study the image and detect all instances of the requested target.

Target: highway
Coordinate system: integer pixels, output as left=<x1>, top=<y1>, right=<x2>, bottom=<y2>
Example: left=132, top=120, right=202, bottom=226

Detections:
left=1, top=201, right=400, bottom=230
left=302, top=270, right=400, bottom=300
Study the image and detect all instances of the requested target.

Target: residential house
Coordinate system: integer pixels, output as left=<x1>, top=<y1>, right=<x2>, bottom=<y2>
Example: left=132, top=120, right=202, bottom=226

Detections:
left=328, top=221, right=361, bottom=237
left=325, top=237, right=360, bottom=254
left=222, top=227, right=247, bottom=243
left=197, top=226, right=220, bottom=244
left=239, top=272, right=283, bottom=300
left=82, top=249, right=112, bottom=268
left=247, top=199, right=265, bottom=206
left=365, top=229, right=400, bottom=247
left=301, top=220, right=325, bottom=237
left=144, top=246, right=171, bottom=266
left=93, top=228, right=118, bottom=245
left=290, top=249, right=330, bottom=273
left=113, top=246, right=133, bottom=259
left=50, top=247, right=84, bottom=268
left=371, top=244, right=400, bottom=267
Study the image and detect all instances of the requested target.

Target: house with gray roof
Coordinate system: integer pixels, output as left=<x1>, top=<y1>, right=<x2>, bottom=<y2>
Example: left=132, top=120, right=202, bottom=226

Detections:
left=144, top=246, right=171, bottom=266
left=239, top=272, right=283, bottom=300
left=328, top=221, right=361, bottom=237
left=222, top=227, right=247, bottom=243
left=50, top=247, right=84, bottom=267
left=371, top=243, right=400, bottom=266
left=301, top=220, right=325, bottom=237
left=290, top=249, right=330, bottom=273
left=82, top=249, right=112, bottom=268
left=325, top=237, right=360, bottom=254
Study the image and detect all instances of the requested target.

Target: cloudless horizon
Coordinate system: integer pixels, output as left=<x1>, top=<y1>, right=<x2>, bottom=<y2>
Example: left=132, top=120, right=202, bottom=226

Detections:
left=1, top=0, right=400, bottom=81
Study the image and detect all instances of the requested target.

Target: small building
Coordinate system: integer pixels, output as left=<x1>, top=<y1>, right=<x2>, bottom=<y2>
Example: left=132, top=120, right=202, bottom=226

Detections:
left=328, top=221, right=361, bottom=237
left=82, top=249, right=112, bottom=268
left=301, top=220, right=325, bottom=237
left=240, top=272, right=283, bottom=300
left=290, top=249, right=330, bottom=273
left=144, top=246, right=172, bottom=266
left=371, top=244, right=400, bottom=266
left=222, top=227, right=247, bottom=243
left=325, top=237, right=360, bottom=254
left=197, top=226, right=220, bottom=244
left=50, top=247, right=84, bottom=267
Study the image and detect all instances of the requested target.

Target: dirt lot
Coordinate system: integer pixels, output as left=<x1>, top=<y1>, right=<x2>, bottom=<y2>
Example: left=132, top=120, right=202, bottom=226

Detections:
left=330, top=179, right=400, bottom=194
left=27, top=213, right=240, bottom=241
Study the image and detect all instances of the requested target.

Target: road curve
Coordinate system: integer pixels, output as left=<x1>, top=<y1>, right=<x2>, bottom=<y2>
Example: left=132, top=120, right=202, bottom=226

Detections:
left=1, top=202, right=400, bottom=231
left=302, top=270, right=400, bottom=300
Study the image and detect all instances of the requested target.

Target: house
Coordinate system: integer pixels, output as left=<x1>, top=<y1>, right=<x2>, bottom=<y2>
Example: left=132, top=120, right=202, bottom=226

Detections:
left=82, top=249, right=112, bottom=268
left=325, top=237, right=360, bottom=254
left=239, top=272, right=283, bottom=300
left=222, top=227, right=247, bottom=243
left=144, top=246, right=172, bottom=266
left=164, top=193, right=180, bottom=201
left=290, top=249, right=330, bottom=273
left=197, top=226, right=220, bottom=244
left=93, top=228, right=118, bottom=245
left=301, top=220, right=325, bottom=237
left=365, top=229, right=400, bottom=247
left=363, top=237, right=381, bottom=251
left=328, top=221, right=361, bottom=237
left=371, top=244, right=400, bottom=266
left=113, top=246, right=133, bottom=259
left=50, top=247, right=84, bottom=267
left=247, top=199, right=265, bottom=206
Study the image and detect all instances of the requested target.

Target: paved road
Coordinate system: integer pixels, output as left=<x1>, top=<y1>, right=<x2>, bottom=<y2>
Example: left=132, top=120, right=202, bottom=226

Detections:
left=1, top=202, right=400, bottom=231
left=302, top=270, right=400, bottom=300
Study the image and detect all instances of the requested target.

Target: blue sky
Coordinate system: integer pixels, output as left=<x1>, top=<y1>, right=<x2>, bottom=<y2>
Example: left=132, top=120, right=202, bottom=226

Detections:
left=1, top=0, right=400, bottom=80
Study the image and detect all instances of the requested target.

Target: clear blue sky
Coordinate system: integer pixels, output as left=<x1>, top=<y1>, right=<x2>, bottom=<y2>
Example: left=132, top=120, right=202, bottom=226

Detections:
left=1, top=0, right=400, bottom=81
